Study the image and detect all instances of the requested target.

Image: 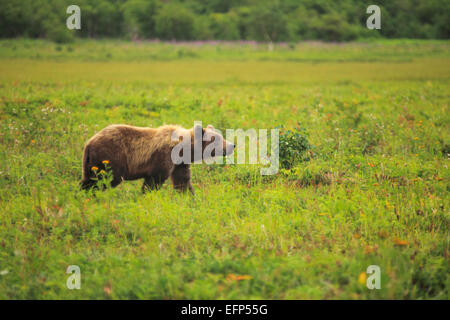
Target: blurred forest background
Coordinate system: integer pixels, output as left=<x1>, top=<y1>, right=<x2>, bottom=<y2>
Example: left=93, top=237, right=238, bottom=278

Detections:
left=0, top=0, right=449, bottom=43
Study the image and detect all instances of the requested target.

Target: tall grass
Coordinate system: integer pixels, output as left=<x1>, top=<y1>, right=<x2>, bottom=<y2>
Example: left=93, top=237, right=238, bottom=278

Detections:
left=0, top=40, right=448, bottom=299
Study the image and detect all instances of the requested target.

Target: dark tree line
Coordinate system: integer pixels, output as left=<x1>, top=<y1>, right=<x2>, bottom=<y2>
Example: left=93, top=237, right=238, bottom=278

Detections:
left=0, top=0, right=448, bottom=42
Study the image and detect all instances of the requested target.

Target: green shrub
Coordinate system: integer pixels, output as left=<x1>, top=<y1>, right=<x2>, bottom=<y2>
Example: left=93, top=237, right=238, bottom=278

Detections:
left=277, top=124, right=312, bottom=170
left=46, top=27, right=74, bottom=44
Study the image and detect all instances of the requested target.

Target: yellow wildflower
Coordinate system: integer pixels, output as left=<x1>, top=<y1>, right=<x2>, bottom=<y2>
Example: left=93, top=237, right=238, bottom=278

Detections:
left=358, top=272, right=367, bottom=285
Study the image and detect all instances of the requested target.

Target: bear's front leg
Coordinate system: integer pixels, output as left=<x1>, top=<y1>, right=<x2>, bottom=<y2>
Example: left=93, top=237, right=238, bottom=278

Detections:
left=170, top=164, right=194, bottom=194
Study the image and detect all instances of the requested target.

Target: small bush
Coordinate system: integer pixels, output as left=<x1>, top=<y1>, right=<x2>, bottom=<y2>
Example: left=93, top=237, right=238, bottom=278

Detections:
left=277, top=123, right=312, bottom=170
left=47, top=27, right=74, bottom=44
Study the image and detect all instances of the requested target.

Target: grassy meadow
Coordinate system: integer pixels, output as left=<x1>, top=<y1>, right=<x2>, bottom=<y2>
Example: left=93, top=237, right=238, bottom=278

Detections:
left=0, top=39, right=448, bottom=299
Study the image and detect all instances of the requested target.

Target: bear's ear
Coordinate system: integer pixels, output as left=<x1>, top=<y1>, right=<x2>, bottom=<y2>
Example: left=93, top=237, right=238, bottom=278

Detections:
left=207, top=124, right=214, bottom=130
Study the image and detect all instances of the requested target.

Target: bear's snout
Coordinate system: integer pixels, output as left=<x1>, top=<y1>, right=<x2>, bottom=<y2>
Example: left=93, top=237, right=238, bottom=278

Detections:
left=224, top=142, right=235, bottom=156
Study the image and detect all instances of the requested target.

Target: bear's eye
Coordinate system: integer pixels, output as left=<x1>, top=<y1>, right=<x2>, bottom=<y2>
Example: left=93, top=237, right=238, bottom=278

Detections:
left=210, top=136, right=216, bottom=142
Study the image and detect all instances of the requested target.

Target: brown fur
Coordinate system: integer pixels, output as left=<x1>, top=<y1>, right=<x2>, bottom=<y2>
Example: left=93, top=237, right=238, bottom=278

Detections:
left=81, top=124, right=233, bottom=194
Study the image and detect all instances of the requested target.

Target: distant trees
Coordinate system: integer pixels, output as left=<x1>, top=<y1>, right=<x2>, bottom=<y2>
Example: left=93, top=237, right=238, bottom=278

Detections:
left=154, top=3, right=196, bottom=40
left=247, top=2, right=289, bottom=42
left=0, top=0, right=448, bottom=42
left=122, top=0, right=158, bottom=39
left=209, top=12, right=240, bottom=40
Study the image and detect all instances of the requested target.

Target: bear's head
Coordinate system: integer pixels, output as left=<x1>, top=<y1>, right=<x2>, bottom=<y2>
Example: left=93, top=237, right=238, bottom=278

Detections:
left=171, top=124, right=235, bottom=164
left=195, top=124, right=235, bottom=159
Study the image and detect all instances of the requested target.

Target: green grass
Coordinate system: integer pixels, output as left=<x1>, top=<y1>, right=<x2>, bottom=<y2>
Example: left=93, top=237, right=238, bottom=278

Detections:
left=1, top=38, right=449, bottom=62
left=0, top=39, right=449, bottom=299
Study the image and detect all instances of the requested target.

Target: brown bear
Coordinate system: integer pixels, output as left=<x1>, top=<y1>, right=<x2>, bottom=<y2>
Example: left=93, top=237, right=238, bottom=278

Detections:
left=81, top=123, right=234, bottom=194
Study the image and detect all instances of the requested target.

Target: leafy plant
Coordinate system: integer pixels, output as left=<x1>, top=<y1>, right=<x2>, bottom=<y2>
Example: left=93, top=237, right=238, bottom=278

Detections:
left=277, top=123, right=313, bottom=170
left=90, top=161, right=114, bottom=191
